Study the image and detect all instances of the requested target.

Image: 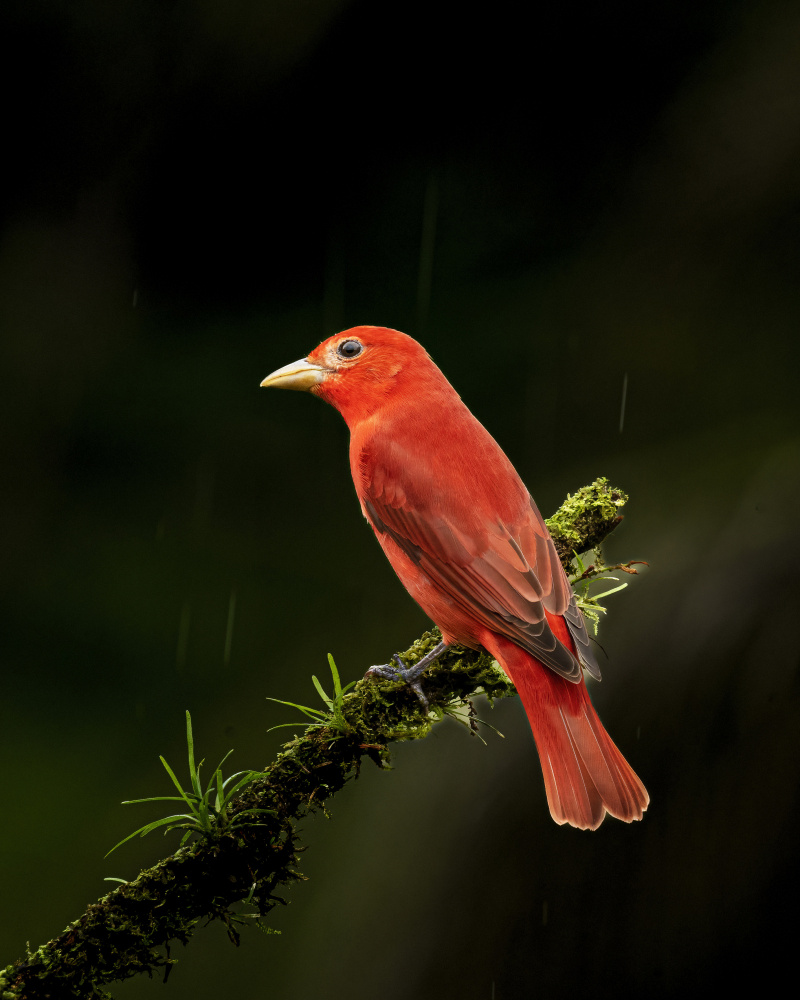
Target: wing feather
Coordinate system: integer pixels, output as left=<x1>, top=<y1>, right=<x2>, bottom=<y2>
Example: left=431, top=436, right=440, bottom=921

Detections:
left=363, top=489, right=601, bottom=684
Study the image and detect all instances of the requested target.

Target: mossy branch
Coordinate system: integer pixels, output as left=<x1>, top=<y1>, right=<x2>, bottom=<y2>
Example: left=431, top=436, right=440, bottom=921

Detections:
left=1, top=477, right=630, bottom=999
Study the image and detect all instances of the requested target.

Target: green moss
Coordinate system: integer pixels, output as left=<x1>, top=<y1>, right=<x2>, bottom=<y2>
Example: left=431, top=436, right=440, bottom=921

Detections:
left=545, top=477, right=628, bottom=567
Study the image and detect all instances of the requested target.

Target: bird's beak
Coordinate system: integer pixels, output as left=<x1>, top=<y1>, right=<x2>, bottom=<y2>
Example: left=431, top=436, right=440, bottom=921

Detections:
left=260, top=358, right=328, bottom=391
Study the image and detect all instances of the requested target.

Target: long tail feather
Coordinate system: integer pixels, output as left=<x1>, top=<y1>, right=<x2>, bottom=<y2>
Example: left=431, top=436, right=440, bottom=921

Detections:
left=484, top=630, right=649, bottom=830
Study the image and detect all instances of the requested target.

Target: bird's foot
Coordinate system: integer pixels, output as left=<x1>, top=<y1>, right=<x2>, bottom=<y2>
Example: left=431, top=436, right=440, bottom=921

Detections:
left=365, top=641, right=448, bottom=711
left=366, top=654, right=430, bottom=708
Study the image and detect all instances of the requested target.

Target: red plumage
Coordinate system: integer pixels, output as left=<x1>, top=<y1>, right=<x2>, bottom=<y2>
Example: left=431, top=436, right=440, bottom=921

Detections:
left=264, top=325, right=648, bottom=830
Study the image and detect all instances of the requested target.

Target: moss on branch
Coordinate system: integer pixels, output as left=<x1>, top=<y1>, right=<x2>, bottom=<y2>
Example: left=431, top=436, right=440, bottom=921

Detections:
left=0, top=477, right=626, bottom=999
left=544, top=476, right=628, bottom=566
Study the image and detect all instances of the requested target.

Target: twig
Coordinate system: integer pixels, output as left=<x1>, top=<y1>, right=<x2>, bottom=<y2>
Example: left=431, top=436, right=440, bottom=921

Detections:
left=572, top=559, right=648, bottom=583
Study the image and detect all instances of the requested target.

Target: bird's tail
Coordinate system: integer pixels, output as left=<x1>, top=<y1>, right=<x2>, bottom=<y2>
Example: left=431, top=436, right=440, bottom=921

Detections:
left=484, top=629, right=649, bottom=831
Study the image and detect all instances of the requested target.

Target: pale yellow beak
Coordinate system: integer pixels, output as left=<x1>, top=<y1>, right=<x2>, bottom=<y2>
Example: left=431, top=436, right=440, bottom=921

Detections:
left=260, top=358, right=328, bottom=391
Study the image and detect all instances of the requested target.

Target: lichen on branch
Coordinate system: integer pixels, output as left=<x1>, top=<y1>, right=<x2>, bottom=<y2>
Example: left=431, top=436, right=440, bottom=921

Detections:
left=0, top=477, right=629, bottom=999
left=544, top=476, right=628, bottom=567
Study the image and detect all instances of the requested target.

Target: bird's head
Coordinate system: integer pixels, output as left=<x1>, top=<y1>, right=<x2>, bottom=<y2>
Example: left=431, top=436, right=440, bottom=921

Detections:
left=260, top=326, right=439, bottom=426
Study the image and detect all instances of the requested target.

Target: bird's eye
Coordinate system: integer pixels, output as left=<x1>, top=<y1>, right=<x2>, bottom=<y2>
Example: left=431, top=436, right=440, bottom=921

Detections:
left=337, top=339, right=363, bottom=360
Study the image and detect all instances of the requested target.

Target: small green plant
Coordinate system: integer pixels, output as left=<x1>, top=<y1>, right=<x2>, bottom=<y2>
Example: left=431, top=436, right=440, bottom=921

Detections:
left=267, top=653, right=356, bottom=734
left=106, top=712, right=269, bottom=857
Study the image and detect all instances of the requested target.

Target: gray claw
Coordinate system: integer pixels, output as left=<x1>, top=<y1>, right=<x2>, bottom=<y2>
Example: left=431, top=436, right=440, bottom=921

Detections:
left=408, top=681, right=429, bottom=710
left=364, top=642, right=449, bottom=711
left=365, top=660, right=429, bottom=709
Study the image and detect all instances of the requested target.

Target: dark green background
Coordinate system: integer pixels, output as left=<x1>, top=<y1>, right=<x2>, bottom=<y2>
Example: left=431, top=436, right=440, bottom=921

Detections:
left=2, top=1, right=799, bottom=997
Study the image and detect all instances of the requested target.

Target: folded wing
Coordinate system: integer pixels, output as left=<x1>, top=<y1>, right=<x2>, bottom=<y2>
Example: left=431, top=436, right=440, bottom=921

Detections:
left=363, top=489, right=601, bottom=684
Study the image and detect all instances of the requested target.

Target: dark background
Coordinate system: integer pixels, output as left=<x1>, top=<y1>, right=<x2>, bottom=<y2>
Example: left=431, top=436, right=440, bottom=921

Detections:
left=2, top=1, right=799, bottom=997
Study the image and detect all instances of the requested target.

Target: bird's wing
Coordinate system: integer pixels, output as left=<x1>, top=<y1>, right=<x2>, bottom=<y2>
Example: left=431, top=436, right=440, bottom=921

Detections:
left=363, top=489, right=601, bottom=684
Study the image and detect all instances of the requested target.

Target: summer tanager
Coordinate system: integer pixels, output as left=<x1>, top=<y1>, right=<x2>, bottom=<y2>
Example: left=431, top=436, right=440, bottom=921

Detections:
left=261, top=326, right=648, bottom=830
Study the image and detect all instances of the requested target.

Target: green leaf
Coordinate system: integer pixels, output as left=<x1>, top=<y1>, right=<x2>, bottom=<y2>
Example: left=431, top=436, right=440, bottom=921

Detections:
left=220, top=771, right=260, bottom=807
left=104, top=814, right=197, bottom=858
left=214, top=768, right=225, bottom=813
left=230, top=807, right=277, bottom=820
left=196, top=796, right=211, bottom=833
left=265, top=696, right=327, bottom=721
left=590, top=581, right=628, bottom=600
left=208, top=750, right=235, bottom=797
left=159, top=756, right=198, bottom=816
left=221, top=769, right=259, bottom=792
left=140, top=814, right=197, bottom=835
left=185, top=711, right=203, bottom=800
left=120, top=795, right=189, bottom=805
left=311, top=674, right=332, bottom=708
left=324, top=654, right=356, bottom=732
left=327, top=653, right=342, bottom=699
left=266, top=722, right=324, bottom=733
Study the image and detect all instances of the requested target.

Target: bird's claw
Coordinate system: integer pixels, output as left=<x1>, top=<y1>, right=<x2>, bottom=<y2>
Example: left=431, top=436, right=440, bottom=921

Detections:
left=365, top=654, right=430, bottom=710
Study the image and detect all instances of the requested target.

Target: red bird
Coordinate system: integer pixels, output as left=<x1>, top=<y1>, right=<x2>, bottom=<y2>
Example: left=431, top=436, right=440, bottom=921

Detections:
left=262, top=326, right=648, bottom=830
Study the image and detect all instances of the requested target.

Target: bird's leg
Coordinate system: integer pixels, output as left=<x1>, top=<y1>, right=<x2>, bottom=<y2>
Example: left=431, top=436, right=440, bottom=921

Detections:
left=365, top=641, right=449, bottom=710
